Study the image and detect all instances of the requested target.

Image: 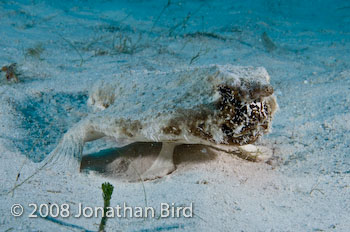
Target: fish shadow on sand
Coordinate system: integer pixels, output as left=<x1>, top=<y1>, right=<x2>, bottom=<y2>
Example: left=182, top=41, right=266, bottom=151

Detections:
left=81, top=142, right=217, bottom=182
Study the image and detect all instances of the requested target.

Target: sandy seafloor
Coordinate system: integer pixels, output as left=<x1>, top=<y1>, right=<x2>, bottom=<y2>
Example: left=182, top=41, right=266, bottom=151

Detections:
left=0, top=0, right=350, bottom=231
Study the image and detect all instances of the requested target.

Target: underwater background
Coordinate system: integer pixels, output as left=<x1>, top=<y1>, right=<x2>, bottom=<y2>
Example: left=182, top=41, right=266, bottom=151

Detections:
left=0, top=0, right=350, bottom=231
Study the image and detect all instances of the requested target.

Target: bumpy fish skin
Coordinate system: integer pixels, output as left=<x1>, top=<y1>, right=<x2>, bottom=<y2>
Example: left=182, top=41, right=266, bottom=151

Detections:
left=45, top=64, right=278, bottom=175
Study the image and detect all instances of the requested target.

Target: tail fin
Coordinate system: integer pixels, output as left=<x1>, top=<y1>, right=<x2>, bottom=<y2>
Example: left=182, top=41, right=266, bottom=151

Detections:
left=43, top=131, right=84, bottom=173
left=5, top=131, right=84, bottom=195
